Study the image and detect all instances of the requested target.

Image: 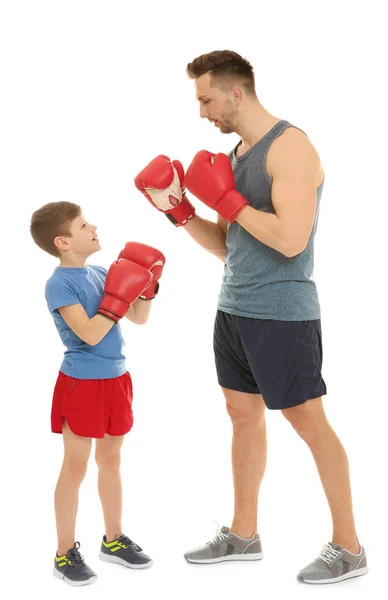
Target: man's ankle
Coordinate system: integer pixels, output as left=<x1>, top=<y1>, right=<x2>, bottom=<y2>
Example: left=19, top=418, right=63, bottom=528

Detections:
left=332, top=537, right=361, bottom=554
left=230, top=524, right=257, bottom=539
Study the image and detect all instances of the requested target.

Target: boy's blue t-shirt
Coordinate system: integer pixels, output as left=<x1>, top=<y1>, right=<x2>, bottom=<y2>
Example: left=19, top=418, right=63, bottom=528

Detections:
left=45, top=265, right=126, bottom=379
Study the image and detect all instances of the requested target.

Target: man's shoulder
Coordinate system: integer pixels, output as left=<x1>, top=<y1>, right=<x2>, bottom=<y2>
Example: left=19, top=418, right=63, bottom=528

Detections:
left=273, top=124, right=319, bottom=154
left=269, top=125, right=322, bottom=174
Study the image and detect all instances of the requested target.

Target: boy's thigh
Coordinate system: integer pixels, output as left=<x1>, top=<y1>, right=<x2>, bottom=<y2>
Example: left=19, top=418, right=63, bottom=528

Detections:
left=62, top=419, right=93, bottom=463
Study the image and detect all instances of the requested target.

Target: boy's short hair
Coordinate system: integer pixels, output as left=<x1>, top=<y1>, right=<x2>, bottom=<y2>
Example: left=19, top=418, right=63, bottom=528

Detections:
left=30, top=201, right=81, bottom=258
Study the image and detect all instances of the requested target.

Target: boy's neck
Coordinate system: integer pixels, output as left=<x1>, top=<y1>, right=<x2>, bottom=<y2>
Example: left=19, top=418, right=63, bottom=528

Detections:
left=59, top=256, right=88, bottom=268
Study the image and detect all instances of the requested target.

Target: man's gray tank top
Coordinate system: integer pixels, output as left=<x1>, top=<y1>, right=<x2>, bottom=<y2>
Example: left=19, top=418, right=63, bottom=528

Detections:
left=218, top=119, right=323, bottom=321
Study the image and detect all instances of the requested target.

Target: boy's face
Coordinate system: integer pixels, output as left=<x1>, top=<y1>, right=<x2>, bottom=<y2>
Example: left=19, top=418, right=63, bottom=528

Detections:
left=56, top=213, right=101, bottom=257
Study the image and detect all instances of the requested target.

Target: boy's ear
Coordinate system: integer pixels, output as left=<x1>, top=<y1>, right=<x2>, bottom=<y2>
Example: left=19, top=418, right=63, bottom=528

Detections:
left=54, top=236, right=69, bottom=252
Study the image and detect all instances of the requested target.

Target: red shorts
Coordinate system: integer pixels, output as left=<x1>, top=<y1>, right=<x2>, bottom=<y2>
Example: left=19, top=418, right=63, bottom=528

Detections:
left=51, top=371, right=134, bottom=438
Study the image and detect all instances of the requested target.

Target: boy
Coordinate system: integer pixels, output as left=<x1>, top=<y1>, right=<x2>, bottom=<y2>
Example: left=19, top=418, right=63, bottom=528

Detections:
left=30, top=200, right=165, bottom=586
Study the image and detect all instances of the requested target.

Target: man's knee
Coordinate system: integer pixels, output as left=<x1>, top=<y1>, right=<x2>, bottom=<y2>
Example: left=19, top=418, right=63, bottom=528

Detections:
left=281, top=398, right=325, bottom=443
left=226, top=401, right=265, bottom=431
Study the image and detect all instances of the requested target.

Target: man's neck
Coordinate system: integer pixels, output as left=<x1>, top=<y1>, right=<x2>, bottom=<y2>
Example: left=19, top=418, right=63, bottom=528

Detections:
left=235, top=103, right=282, bottom=151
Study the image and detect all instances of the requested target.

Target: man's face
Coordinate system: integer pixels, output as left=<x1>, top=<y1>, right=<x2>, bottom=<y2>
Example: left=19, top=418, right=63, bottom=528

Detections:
left=195, top=73, right=238, bottom=134
left=61, top=214, right=100, bottom=256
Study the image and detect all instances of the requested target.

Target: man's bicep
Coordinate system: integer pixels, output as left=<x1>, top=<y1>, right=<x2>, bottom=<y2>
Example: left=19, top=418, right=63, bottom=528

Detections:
left=271, top=145, right=319, bottom=254
left=58, top=304, right=90, bottom=340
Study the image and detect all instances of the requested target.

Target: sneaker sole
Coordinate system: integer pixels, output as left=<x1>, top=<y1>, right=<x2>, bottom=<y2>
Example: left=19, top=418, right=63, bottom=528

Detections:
left=185, top=552, right=264, bottom=564
left=300, top=566, right=369, bottom=584
left=53, top=569, right=98, bottom=586
left=99, top=551, right=153, bottom=569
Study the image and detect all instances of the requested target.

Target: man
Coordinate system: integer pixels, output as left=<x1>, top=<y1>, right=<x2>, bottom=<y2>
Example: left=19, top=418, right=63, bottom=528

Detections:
left=134, top=50, right=367, bottom=584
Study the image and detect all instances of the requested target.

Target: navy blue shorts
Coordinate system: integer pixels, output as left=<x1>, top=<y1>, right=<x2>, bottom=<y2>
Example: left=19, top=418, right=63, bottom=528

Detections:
left=213, top=310, right=327, bottom=410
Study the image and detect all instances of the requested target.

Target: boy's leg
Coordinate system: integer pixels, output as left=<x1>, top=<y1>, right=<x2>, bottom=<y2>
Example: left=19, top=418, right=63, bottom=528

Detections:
left=54, top=420, right=92, bottom=556
left=95, top=432, right=153, bottom=568
left=95, top=433, right=125, bottom=541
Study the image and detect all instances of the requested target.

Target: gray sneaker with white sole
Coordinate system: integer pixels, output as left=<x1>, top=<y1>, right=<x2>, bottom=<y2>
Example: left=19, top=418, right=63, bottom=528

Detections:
left=297, top=541, right=368, bottom=584
left=99, top=534, right=153, bottom=569
left=53, top=542, right=98, bottom=586
left=184, top=525, right=263, bottom=564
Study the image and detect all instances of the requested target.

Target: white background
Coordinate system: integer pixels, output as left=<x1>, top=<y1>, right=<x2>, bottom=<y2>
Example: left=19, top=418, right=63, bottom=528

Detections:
left=1, top=0, right=387, bottom=598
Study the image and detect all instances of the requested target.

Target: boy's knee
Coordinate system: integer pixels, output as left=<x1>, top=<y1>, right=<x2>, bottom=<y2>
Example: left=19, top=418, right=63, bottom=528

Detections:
left=63, top=456, right=88, bottom=481
left=95, top=451, right=121, bottom=471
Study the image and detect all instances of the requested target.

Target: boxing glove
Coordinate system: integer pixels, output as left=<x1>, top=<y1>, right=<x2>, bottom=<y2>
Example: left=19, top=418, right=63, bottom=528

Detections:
left=118, top=242, right=166, bottom=300
left=185, top=150, right=249, bottom=223
left=98, top=259, right=153, bottom=322
left=134, top=155, right=196, bottom=226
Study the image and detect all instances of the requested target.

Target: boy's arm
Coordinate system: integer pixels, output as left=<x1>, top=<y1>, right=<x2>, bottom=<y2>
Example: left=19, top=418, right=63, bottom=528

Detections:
left=117, top=241, right=165, bottom=324
left=58, top=304, right=115, bottom=346
left=59, top=259, right=153, bottom=340
left=124, top=297, right=152, bottom=325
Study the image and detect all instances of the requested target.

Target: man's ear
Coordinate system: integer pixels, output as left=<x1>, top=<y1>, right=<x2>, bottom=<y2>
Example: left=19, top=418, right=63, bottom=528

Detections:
left=231, top=85, right=243, bottom=106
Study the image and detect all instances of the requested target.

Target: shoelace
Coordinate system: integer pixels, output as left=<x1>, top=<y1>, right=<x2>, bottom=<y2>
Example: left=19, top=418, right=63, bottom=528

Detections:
left=67, top=541, right=85, bottom=567
left=116, top=534, right=142, bottom=552
left=320, top=543, right=341, bottom=564
left=207, top=522, right=228, bottom=545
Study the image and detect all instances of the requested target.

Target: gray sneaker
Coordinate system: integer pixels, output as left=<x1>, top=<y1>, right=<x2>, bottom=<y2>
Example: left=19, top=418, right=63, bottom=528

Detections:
left=297, top=542, right=368, bottom=584
left=53, top=542, right=98, bottom=586
left=184, top=524, right=263, bottom=564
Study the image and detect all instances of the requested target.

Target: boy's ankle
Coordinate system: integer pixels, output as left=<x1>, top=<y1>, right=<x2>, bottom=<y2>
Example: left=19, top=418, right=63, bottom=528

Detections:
left=57, top=542, right=75, bottom=556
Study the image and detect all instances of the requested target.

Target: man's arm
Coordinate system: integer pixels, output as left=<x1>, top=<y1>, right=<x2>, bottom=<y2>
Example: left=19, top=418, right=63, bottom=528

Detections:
left=58, top=304, right=115, bottom=346
left=134, top=155, right=227, bottom=261
left=182, top=213, right=227, bottom=261
left=235, top=131, right=321, bottom=257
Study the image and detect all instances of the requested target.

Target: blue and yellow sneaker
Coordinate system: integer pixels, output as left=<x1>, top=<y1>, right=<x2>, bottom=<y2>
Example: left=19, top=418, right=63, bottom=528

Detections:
left=53, top=541, right=98, bottom=586
left=99, top=534, right=153, bottom=569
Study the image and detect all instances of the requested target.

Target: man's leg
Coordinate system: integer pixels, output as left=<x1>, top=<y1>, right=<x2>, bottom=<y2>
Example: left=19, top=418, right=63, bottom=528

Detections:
left=282, top=397, right=360, bottom=552
left=184, top=311, right=267, bottom=563
left=222, top=387, right=267, bottom=539
left=95, top=433, right=125, bottom=542
left=54, top=421, right=92, bottom=556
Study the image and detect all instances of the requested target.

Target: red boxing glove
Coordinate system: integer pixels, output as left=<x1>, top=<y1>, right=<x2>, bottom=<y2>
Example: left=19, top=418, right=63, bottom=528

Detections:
left=98, top=259, right=153, bottom=322
left=134, top=155, right=196, bottom=226
left=185, top=150, right=249, bottom=223
left=118, top=242, right=166, bottom=300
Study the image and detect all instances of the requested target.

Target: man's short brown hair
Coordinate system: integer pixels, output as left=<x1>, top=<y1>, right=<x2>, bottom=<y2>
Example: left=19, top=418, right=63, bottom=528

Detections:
left=186, top=50, right=256, bottom=96
left=30, top=201, right=81, bottom=258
